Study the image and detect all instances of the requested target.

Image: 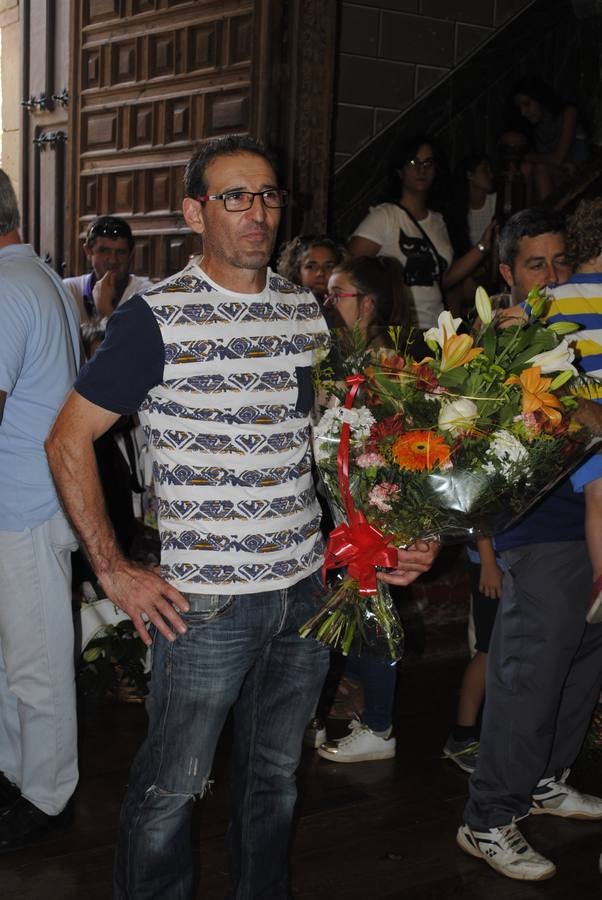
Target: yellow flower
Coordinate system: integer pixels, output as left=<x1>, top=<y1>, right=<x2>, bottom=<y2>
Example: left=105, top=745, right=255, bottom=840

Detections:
left=505, top=366, right=563, bottom=427
left=440, top=333, right=483, bottom=372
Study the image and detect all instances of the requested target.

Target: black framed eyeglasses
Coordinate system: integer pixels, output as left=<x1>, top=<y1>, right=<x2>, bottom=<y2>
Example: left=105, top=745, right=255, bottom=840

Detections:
left=197, top=189, right=288, bottom=212
left=406, top=158, right=435, bottom=171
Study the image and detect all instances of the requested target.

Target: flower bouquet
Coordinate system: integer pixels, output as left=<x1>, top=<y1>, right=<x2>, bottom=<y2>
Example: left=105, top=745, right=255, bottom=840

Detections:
left=301, top=287, right=599, bottom=661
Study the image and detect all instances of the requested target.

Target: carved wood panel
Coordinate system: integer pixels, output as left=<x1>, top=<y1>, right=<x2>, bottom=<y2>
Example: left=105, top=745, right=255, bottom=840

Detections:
left=67, top=0, right=338, bottom=279
left=69, top=0, right=265, bottom=280
left=21, top=0, right=71, bottom=274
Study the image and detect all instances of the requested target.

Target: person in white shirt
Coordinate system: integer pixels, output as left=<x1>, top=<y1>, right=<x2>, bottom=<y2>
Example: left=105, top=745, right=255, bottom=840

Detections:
left=349, top=137, right=495, bottom=329
left=63, top=216, right=152, bottom=325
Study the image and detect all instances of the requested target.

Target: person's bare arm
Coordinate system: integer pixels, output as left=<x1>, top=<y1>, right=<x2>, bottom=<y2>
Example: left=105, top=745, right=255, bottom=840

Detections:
left=442, top=221, right=497, bottom=291
left=0, top=389, right=6, bottom=425
left=348, top=236, right=381, bottom=257
left=46, top=390, right=189, bottom=645
left=378, top=540, right=440, bottom=587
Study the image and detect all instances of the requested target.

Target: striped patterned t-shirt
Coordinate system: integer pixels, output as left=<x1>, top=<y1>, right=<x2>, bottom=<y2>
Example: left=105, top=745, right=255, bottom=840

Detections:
left=76, top=262, right=330, bottom=594
left=546, top=273, right=602, bottom=400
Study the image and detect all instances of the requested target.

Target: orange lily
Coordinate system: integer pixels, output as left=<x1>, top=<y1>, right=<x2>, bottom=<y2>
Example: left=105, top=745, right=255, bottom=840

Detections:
left=505, top=366, right=563, bottom=427
left=440, top=333, right=483, bottom=372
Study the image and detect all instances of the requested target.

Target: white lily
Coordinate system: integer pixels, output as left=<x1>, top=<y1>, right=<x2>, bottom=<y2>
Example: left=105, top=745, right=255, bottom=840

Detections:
left=526, top=338, right=577, bottom=375
left=438, top=398, right=479, bottom=436
left=424, top=310, right=462, bottom=349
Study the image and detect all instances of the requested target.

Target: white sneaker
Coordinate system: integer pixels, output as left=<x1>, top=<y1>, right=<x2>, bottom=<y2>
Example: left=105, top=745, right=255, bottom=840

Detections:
left=530, top=769, right=602, bottom=819
left=317, top=718, right=396, bottom=763
left=457, top=822, right=556, bottom=881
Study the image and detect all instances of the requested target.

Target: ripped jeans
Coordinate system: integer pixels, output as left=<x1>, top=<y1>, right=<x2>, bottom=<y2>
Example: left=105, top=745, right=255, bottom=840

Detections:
left=113, top=571, right=329, bottom=900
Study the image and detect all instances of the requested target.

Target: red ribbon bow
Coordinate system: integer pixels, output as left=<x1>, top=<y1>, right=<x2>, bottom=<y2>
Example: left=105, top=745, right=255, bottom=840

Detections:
left=324, top=374, right=398, bottom=594
left=323, top=510, right=398, bottom=595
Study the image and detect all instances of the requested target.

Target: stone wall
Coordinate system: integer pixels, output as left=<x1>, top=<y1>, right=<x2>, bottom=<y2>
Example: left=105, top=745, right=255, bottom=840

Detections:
left=332, top=0, right=600, bottom=238
left=334, top=0, right=534, bottom=170
left=0, top=0, right=19, bottom=191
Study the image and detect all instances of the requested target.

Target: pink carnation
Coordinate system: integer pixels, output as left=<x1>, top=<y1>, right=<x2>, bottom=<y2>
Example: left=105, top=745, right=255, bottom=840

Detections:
left=368, top=482, right=400, bottom=513
left=356, top=451, right=386, bottom=469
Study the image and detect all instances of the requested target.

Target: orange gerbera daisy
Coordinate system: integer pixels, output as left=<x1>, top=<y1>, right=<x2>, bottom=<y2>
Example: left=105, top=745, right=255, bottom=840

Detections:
left=505, top=366, right=563, bottom=428
left=391, top=430, right=451, bottom=471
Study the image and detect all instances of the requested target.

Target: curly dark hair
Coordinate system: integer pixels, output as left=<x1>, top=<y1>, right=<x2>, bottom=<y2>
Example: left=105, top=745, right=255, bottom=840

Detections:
left=566, top=198, right=602, bottom=269
left=276, top=235, right=345, bottom=285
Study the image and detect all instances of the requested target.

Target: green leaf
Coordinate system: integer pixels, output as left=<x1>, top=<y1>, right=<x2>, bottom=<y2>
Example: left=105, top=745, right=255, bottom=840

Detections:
left=482, top=325, right=497, bottom=361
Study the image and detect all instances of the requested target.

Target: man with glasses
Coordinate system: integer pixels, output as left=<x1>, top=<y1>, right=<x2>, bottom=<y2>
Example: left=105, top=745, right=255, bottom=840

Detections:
left=64, top=215, right=152, bottom=325
left=46, top=135, right=439, bottom=898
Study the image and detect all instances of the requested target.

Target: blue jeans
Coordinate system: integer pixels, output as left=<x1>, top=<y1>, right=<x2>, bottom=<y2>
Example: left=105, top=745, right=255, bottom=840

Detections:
left=113, top=571, right=329, bottom=900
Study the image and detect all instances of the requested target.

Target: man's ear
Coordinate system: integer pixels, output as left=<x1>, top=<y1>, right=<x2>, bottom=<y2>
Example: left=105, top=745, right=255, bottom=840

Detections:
left=499, top=263, right=514, bottom=289
left=83, top=242, right=92, bottom=262
left=182, top=197, right=205, bottom=235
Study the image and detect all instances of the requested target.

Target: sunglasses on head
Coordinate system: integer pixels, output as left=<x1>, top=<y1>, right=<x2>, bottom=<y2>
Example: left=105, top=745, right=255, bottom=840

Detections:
left=86, top=220, right=132, bottom=243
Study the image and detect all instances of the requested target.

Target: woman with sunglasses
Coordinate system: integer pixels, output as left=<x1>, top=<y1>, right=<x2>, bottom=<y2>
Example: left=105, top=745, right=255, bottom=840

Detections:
left=349, top=136, right=495, bottom=330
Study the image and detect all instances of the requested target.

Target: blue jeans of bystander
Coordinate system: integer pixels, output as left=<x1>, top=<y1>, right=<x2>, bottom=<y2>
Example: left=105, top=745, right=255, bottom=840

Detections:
left=113, top=570, right=329, bottom=900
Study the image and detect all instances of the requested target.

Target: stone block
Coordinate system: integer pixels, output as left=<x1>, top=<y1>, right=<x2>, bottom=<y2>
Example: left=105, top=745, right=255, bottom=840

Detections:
left=374, top=107, right=399, bottom=134
left=344, top=0, right=417, bottom=10
left=334, top=103, right=375, bottom=155
left=415, top=64, right=448, bottom=95
left=419, top=0, right=495, bottom=26
left=455, top=23, right=494, bottom=63
left=338, top=54, right=415, bottom=108
left=1, top=21, right=21, bottom=131
left=495, top=0, right=533, bottom=26
left=340, top=4, right=380, bottom=57
left=1, top=128, right=20, bottom=191
left=380, top=12, right=455, bottom=66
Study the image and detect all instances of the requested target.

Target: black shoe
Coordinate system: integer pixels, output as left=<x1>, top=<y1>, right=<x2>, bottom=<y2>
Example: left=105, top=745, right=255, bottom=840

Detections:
left=0, top=797, right=72, bottom=852
left=0, top=772, right=20, bottom=810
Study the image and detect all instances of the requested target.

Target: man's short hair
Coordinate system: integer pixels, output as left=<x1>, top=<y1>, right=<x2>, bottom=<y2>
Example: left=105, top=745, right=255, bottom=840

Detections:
left=85, top=216, right=134, bottom=251
left=0, top=170, right=20, bottom=236
left=498, top=208, right=566, bottom=270
left=566, top=198, right=602, bottom=269
left=184, top=135, right=275, bottom=199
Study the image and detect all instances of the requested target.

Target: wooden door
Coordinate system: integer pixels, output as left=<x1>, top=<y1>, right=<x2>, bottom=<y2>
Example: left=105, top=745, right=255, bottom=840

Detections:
left=65, top=0, right=338, bottom=281
left=20, top=0, right=71, bottom=275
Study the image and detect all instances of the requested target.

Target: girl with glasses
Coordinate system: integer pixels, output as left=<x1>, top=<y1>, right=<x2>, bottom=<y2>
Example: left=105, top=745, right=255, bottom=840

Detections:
left=349, top=136, right=495, bottom=330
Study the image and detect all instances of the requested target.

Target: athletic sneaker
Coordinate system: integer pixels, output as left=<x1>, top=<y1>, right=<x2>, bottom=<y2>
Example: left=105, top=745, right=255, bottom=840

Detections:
left=443, top=735, right=479, bottom=774
left=303, top=717, right=326, bottom=748
left=317, top=718, right=396, bottom=763
left=586, top=576, right=602, bottom=624
left=530, top=769, right=602, bottom=819
left=457, top=822, right=556, bottom=881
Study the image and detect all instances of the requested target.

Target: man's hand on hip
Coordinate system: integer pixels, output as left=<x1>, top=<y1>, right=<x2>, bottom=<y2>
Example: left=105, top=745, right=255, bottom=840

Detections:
left=98, top=561, right=190, bottom=646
